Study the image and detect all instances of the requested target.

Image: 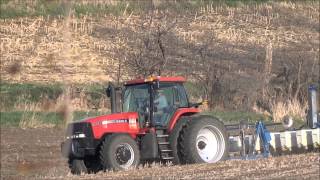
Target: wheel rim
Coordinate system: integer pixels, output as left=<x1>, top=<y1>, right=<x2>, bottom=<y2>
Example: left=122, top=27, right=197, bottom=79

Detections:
left=115, top=143, right=135, bottom=169
left=196, top=125, right=225, bottom=163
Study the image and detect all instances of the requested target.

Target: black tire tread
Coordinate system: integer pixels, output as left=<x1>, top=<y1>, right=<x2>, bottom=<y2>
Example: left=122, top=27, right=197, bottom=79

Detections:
left=168, top=116, right=190, bottom=164
left=68, top=159, right=88, bottom=175
left=99, top=134, right=140, bottom=171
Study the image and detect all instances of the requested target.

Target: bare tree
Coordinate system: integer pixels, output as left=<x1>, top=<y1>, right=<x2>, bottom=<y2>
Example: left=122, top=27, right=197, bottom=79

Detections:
left=271, top=56, right=316, bottom=102
left=187, top=39, right=228, bottom=109
left=125, top=12, right=176, bottom=77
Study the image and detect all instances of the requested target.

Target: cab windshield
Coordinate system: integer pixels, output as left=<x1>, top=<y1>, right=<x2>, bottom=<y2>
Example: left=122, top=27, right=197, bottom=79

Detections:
left=122, top=84, right=150, bottom=113
left=122, top=82, right=189, bottom=127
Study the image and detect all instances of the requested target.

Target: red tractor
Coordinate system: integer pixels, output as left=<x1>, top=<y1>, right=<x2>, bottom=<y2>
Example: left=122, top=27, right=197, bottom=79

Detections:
left=61, top=76, right=228, bottom=174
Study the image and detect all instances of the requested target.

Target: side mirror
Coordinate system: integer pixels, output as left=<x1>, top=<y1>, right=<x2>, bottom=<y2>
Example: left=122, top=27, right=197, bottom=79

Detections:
left=152, top=80, right=160, bottom=90
left=145, top=107, right=150, bottom=116
left=143, top=106, right=150, bottom=127
left=106, top=86, right=111, bottom=97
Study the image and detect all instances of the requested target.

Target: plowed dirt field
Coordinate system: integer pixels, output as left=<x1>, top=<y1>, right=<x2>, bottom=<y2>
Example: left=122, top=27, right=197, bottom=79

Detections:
left=1, top=128, right=319, bottom=179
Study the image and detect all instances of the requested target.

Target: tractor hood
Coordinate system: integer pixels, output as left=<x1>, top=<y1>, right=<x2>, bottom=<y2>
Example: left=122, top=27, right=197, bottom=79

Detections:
left=83, top=112, right=139, bottom=125
left=81, top=112, right=140, bottom=139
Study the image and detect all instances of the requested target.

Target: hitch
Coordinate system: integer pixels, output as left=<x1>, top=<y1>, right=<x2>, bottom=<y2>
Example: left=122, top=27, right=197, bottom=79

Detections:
left=252, top=121, right=271, bottom=157
left=238, top=121, right=271, bottom=159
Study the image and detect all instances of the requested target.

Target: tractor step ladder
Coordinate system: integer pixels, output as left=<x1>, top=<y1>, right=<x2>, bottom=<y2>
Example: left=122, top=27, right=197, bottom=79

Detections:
left=156, top=129, right=174, bottom=160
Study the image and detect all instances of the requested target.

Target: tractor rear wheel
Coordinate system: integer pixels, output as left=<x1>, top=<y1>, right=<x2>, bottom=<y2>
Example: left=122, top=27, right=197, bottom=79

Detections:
left=100, top=134, right=140, bottom=171
left=180, top=116, right=228, bottom=164
left=169, top=116, right=190, bottom=164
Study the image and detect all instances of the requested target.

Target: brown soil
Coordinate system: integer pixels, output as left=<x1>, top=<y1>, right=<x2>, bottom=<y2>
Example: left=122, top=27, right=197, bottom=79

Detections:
left=1, top=127, right=319, bottom=180
left=0, top=128, right=68, bottom=179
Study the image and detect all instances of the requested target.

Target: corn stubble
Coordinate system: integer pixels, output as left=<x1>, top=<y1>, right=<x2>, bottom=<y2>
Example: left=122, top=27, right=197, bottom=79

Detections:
left=50, top=153, right=320, bottom=179
left=0, top=1, right=318, bottom=126
left=1, top=1, right=318, bottom=84
left=1, top=126, right=319, bottom=179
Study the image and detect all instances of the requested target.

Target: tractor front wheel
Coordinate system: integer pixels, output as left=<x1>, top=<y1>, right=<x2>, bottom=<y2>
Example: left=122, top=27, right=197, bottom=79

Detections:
left=68, top=156, right=102, bottom=174
left=68, top=159, right=88, bottom=174
left=180, top=116, right=228, bottom=164
left=100, top=134, right=140, bottom=171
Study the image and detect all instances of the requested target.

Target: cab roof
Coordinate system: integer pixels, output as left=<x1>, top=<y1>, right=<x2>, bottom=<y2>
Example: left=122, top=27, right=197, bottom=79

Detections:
left=125, top=76, right=186, bottom=85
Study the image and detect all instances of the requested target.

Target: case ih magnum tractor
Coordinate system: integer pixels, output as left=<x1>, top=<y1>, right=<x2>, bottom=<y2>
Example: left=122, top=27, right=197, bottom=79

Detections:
left=61, top=76, right=228, bottom=174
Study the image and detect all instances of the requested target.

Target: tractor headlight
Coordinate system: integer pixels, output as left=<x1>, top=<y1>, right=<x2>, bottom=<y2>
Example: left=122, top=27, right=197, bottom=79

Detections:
left=66, top=133, right=86, bottom=139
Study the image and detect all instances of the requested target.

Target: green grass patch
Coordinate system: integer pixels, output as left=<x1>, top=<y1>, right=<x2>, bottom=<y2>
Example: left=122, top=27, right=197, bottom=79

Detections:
left=74, top=2, right=134, bottom=17
left=0, top=111, right=61, bottom=127
left=203, top=111, right=272, bottom=124
left=0, top=111, right=109, bottom=127
left=0, top=0, right=144, bottom=18
left=203, top=111, right=306, bottom=130
left=1, top=110, right=270, bottom=127
left=0, top=82, right=63, bottom=111
left=0, top=110, right=306, bottom=130
left=0, top=81, right=108, bottom=111
left=0, top=0, right=273, bottom=19
left=80, top=83, right=106, bottom=108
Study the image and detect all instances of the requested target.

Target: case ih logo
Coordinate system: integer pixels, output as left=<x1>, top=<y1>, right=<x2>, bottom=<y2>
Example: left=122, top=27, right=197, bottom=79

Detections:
left=99, top=118, right=137, bottom=129
left=102, top=119, right=128, bottom=125
left=101, top=118, right=138, bottom=129
left=92, top=119, right=137, bottom=127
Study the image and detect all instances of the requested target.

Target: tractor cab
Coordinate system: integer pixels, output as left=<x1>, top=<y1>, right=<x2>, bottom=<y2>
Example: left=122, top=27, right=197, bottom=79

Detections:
left=106, top=76, right=190, bottom=128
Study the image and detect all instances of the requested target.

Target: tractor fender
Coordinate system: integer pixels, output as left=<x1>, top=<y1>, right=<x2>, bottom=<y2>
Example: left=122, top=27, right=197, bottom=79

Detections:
left=168, top=108, right=200, bottom=132
left=99, top=132, right=137, bottom=142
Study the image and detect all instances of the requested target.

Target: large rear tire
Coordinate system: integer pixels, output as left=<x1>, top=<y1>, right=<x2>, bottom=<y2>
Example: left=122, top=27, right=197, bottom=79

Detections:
left=180, top=116, right=228, bottom=164
left=169, top=116, right=190, bottom=164
left=99, top=134, right=140, bottom=171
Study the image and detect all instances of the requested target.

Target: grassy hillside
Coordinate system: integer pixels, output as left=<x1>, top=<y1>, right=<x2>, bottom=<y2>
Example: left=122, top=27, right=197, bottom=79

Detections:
left=1, top=1, right=318, bottom=83
left=0, top=0, right=318, bottom=124
left=0, top=81, right=274, bottom=127
left=0, top=0, right=271, bottom=19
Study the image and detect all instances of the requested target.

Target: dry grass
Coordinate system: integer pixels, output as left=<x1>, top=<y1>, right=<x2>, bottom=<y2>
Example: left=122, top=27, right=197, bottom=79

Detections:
left=0, top=15, right=112, bottom=83
left=0, top=1, right=318, bottom=84
left=18, top=103, right=55, bottom=129
left=0, top=81, right=111, bottom=118
left=270, top=98, right=308, bottom=122
left=252, top=97, right=308, bottom=122
left=0, top=1, right=318, bottom=114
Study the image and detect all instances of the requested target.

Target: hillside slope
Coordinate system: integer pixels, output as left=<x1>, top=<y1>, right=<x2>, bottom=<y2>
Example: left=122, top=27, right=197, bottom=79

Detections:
left=1, top=1, right=319, bottom=112
left=1, top=1, right=318, bottom=84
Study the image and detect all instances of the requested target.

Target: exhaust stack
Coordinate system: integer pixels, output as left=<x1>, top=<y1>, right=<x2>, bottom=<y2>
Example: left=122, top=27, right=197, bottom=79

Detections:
left=106, top=83, right=117, bottom=113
